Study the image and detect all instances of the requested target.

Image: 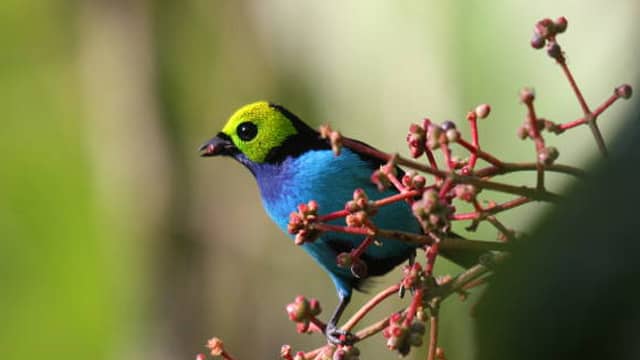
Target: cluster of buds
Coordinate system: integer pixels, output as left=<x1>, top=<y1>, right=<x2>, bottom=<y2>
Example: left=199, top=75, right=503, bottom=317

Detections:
left=320, top=124, right=344, bottom=156
left=371, top=157, right=400, bottom=191
left=431, top=120, right=460, bottom=149
left=411, top=190, right=453, bottom=233
left=205, top=337, right=225, bottom=358
left=345, top=189, right=377, bottom=227
left=530, top=17, right=568, bottom=62
left=406, top=118, right=461, bottom=158
left=406, top=121, right=428, bottom=158
left=383, top=312, right=427, bottom=356
left=402, top=171, right=427, bottom=191
left=453, top=184, right=478, bottom=202
left=285, top=296, right=322, bottom=333
left=280, top=345, right=307, bottom=360
left=288, top=201, right=321, bottom=245
left=401, top=263, right=433, bottom=292
left=331, top=345, right=361, bottom=360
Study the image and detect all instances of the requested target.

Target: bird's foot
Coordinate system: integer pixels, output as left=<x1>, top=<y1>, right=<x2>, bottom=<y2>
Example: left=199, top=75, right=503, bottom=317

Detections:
left=325, top=323, right=357, bottom=345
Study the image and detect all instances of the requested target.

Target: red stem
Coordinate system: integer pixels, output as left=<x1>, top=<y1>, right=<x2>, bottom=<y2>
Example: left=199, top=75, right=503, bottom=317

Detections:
left=309, top=316, right=327, bottom=333
left=559, top=61, right=591, bottom=114
left=385, top=170, right=407, bottom=192
left=559, top=59, right=607, bottom=155
left=450, top=196, right=531, bottom=221
left=221, top=351, right=236, bottom=360
left=468, top=116, right=480, bottom=169
left=559, top=92, right=620, bottom=131
left=425, top=242, right=439, bottom=276
left=439, top=143, right=455, bottom=170
left=351, top=236, right=375, bottom=259
left=475, top=162, right=584, bottom=178
left=342, top=283, right=401, bottom=331
left=524, top=100, right=546, bottom=189
left=525, top=101, right=545, bottom=153
left=312, top=223, right=374, bottom=236
left=438, top=177, right=454, bottom=199
left=318, top=209, right=350, bottom=222
left=403, top=289, right=424, bottom=327
left=374, top=190, right=422, bottom=207
left=456, top=138, right=504, bottom=167
left=425, top=148, right=439, bottom=172
left=318, top=190, right=422, bottom=223
left=426, top=311, right=439, bottom=360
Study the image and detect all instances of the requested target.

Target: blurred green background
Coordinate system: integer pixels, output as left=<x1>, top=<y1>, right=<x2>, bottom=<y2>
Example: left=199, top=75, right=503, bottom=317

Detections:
left=1, top=1, right=638, bottom=359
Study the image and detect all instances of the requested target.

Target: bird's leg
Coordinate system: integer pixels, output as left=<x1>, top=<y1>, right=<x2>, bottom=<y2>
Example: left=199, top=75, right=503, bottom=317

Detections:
left=325, top=294, right=357, bottom=345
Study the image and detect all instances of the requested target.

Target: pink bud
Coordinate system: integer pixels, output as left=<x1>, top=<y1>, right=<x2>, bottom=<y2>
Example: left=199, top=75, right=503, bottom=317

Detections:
left=475, top=104, right=491, bottom=119
left=206, top=338, right=224, bottom=356
left=531, top=33, right=546, bottom=49
left=554, top=16, right=568, bottom=33
left=616, top=84, right=633, bottom=99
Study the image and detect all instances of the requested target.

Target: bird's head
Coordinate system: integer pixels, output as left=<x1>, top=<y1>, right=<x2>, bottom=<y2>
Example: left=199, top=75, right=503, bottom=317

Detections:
left=200, top=101, right=327, bottom=167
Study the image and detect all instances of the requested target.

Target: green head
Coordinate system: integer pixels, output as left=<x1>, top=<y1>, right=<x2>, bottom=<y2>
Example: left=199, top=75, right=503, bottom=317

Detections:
left=200, top=101, right=328, bottom=166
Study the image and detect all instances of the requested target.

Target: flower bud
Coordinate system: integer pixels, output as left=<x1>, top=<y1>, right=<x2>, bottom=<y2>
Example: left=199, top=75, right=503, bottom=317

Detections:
left=333, top=349, right=346, bottom=360
left=309, top=298, right=322, bottom=316
left=280, top=345, right=292, bottom=359
left=407, top=123, right=426, bottom=158
left=519, top=88, right=535, bottom=104
left=475, top=103, right=491, bottom=119
left=441, top=120, right=456, bottom=131
left=516, top=125, right=529, bottom=140
left=616, top=84, right=633, bottom=99
left=346, top=211, right=365, bottom=227
left=539, top=146, right=559, bottom=165
left=329, top=131, right=343, bottom=156
left=445, top=129, right=460, bottom=142
left=206, top=338, right=224, bottom=356
left=546, top=42, right=564, bottom=62
left=286, top=296, right=309, bottom=322
left=554, top=16, right=568, bottom=33
left=534, top=18, right=555, bottom=38
left=426, top=124, right=442, bottom=150
left=413, top=175, right=426, bottom=189
left=530, top=33, right=546, bottom=49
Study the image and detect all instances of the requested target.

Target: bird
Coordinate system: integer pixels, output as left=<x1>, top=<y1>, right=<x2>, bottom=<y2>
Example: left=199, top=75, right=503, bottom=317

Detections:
left=199, top=101, right=486, bottom=344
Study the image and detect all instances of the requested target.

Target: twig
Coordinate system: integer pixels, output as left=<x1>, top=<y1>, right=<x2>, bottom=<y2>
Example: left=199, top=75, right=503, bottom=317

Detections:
left=342, top=284, right=401, bottom=332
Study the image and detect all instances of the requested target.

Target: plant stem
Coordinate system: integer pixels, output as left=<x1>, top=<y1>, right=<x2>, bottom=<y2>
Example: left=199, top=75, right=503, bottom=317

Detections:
left=476, top=162, right=585, bottom=178
left=558, top=60, right=608, bottom=156
left=426, top=307, right=439, bottom=360
left=342, top=284, right=401, bottom=332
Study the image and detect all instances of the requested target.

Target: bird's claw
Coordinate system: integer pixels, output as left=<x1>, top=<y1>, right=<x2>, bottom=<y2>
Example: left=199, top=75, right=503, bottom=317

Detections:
left=325, top=323, right=357, bottom=345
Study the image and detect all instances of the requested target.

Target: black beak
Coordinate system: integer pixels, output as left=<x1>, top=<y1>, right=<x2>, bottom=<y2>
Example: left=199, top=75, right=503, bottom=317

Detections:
left=199, top=133, right=235, bottom=157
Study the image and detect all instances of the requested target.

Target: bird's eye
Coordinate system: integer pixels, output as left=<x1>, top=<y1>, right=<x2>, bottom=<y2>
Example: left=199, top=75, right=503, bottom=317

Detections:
left=236, top=122, right=258, bottom=141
